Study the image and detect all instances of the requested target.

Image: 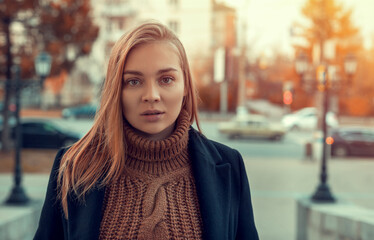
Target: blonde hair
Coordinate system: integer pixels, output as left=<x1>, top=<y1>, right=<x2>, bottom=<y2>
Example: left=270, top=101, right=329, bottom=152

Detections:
left=58, top=21, right=201, bottom=218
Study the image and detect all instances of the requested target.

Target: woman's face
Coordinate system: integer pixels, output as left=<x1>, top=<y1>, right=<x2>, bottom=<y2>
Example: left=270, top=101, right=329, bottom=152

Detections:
left=122, top=41, right=185, bottom=140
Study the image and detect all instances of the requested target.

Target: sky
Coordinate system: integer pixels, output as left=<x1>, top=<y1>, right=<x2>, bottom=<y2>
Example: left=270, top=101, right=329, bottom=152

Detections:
left=224, top=0, right=374, bottom=59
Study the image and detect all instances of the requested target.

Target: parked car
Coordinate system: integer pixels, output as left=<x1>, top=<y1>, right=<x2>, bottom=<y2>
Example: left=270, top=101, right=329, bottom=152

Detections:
left=282, top=107, right=338, bottom=131
left=236, top=106, right=249, bottom=118
left=218, top=114, right=286, bottom=140
left=1, top=118, right=82, bottom=149
left=329, top=127, right=374, bottom=157
left=62, top=104, right=98, bottom=119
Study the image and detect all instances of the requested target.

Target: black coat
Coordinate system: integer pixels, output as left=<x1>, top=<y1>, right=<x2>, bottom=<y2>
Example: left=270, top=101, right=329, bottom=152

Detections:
left=34, top=128, right=259, bottom=240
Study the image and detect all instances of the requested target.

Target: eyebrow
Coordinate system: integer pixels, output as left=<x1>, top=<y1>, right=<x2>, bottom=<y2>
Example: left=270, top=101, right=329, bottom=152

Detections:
left=123, top=67, right=179, bottom=76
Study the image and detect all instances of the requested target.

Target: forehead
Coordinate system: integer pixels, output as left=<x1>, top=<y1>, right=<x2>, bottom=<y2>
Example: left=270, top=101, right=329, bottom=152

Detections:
left=124, top=41, right=181, bottom=71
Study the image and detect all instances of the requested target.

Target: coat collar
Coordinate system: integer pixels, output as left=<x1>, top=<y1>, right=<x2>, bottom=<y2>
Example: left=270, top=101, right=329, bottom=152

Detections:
left=66, top=186, right=105, bottom=240
left=188, top=127, right=232, bottom=240
left=65, top=127, right=232, bottom=240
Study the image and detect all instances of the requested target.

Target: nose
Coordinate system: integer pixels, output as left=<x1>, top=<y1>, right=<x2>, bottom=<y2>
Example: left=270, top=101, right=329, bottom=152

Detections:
left=142, top=81, right=160, bottom=103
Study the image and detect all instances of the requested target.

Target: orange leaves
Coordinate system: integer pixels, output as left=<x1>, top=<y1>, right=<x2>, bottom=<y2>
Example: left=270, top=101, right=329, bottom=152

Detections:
left=300, top=0, right=359, bottom=46
left=38, top=0, right=98, bottom=76
left=48, top=41, right=63, bottom=55
left=45, top=70, right=67, bottom=94
left=81, top=43, right=92, bottom=55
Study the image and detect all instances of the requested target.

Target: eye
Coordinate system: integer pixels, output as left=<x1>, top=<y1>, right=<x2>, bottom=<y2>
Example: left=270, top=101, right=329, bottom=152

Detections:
left=125, top=79, right=141, bottom=86
left=160, top=77, right=174, bottom=85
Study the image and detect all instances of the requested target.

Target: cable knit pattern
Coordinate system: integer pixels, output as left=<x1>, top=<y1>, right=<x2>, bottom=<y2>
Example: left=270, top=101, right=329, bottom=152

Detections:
left=99, top=110, right=203, bottom=239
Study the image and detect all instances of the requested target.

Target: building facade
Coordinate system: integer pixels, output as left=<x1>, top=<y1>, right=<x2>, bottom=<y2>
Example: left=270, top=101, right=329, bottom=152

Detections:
left=61, top=0, right=237, bottom=106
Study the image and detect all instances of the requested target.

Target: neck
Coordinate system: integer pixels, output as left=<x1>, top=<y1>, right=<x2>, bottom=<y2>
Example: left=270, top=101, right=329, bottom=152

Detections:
left=131, top=122, right=176, bottom=141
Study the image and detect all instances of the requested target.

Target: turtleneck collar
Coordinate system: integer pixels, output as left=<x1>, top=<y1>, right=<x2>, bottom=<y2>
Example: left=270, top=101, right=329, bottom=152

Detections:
left=123, top=109, right=191, bottom=175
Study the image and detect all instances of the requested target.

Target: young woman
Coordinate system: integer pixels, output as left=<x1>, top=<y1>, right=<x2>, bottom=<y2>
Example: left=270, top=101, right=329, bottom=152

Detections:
left=34, top=22, right=259, bottom=240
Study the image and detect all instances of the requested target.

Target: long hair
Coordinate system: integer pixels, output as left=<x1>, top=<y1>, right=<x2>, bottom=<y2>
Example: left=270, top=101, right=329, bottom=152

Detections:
left=58, top=21, right=201, bottom=218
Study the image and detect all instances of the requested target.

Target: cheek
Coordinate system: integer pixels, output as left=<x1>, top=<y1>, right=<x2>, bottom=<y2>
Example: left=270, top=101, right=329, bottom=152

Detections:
left=121, top=91, right=133, bottom=117
left=168, top=85, right=185, bottom=105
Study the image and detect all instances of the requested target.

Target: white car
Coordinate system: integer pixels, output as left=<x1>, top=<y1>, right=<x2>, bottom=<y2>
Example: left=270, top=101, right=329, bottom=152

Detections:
left=218, top=114, right=286, bottom=140
left=282, top=107, right=338, bottom=130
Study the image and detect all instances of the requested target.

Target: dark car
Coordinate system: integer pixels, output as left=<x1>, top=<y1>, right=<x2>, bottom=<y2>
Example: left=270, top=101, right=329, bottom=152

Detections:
left=62, top=104, right=98, bottom=119
left=330, top=127, right=374, bottom=157
left=8, top=118, right=82, bottom=149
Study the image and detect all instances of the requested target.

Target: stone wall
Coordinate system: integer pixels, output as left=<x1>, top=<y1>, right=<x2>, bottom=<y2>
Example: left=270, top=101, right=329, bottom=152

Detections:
left=297, top=198, right=374, bottom=240
left=0, top=201, right=42, bottom=240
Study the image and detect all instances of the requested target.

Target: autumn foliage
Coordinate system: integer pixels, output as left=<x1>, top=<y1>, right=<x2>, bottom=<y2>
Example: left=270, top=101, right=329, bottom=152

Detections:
left=0, top=0, right=98, bottom=150
left=291, top=0, right=374, bottom=116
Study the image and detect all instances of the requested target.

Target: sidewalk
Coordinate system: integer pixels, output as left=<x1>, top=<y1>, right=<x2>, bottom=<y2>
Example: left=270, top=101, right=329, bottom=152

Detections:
left=0, top=174, right=48, bottom=240
left=245, top=157, right=374, bottom=240
left=1, top=156, right=374, bottom=240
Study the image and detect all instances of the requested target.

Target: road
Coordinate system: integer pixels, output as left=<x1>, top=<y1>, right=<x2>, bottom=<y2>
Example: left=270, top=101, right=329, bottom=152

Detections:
left=198, top=121, right=314, bottom=159
left=61, top=118, right=314, bottom=160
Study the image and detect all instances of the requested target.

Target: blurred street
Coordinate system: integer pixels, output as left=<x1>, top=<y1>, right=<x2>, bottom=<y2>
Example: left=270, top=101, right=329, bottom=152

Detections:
left=1, top=117, right=374, bottom=240
left=1, top=153, right=374, bottom=240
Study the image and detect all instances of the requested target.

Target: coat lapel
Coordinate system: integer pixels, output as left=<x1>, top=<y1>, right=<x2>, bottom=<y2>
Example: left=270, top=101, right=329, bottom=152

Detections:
left=67, top=187, right=105, bottom=240
left=189, top=128, right=232, bottom=240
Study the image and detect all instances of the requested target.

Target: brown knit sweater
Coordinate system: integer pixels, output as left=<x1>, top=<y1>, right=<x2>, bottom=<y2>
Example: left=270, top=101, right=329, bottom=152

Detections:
left=99, top=111, right=203, bottom=240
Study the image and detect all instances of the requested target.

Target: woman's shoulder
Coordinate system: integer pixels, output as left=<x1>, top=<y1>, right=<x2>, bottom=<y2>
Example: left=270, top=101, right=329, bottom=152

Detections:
left=49, top=147, right=71, bottom=175
left=54, top=147, right=70, bottom=163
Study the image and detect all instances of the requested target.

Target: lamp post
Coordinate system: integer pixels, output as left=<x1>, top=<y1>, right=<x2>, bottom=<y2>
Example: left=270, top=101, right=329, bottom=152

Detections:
left=311, top=64, right=336, bottom=202
left=295, top=53, right=335, bottom=202
left=5, top=52, right=52, bottom=205
left=311, top=54, right=357, bottom=202
left=34, top=51, right=52, bottom=108
left=5, top=64, right=30, bottom=205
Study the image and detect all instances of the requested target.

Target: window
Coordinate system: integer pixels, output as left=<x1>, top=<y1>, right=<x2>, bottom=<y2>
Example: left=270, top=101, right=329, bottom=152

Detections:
left=341, top=132, right=363, bottom=141
left=361, top=132, right=374, bottom=142
left=106, top=42, right=115, bottom=57
left=168, top=21, right=179, bottom=34
left=118, top=18, right=124, bottom=30
left=169, top=0, right=179, bottom=7
left=22, top=123, right=56, bottom=135
left=106, top=21, right=112, bottom=32
left=106, top=0, right=128, bottom=4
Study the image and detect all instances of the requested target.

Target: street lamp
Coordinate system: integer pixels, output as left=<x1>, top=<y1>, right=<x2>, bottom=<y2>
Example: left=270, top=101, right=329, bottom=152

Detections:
left=35, top=51, right=52, bottom=107
left=35, top=51, right=52, bottom=79
left=5, top=52, right=52, bottom=205
left=5, top=63, right=30, bottom=205
left=311, top=54, right=357, bottom=203
left=311, top=64, right=336, bottom=203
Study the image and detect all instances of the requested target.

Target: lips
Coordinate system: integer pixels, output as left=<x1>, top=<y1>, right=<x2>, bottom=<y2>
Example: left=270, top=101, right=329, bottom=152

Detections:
left=141, top=110, right=165, bottom=122
left=141, top=110, right=164, bottom=116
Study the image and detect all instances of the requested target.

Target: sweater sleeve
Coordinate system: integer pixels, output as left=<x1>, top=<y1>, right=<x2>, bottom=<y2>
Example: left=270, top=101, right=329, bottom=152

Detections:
left=235, top=150, right=259, bottom=240
left=33, top=148, right=67, bottom=240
